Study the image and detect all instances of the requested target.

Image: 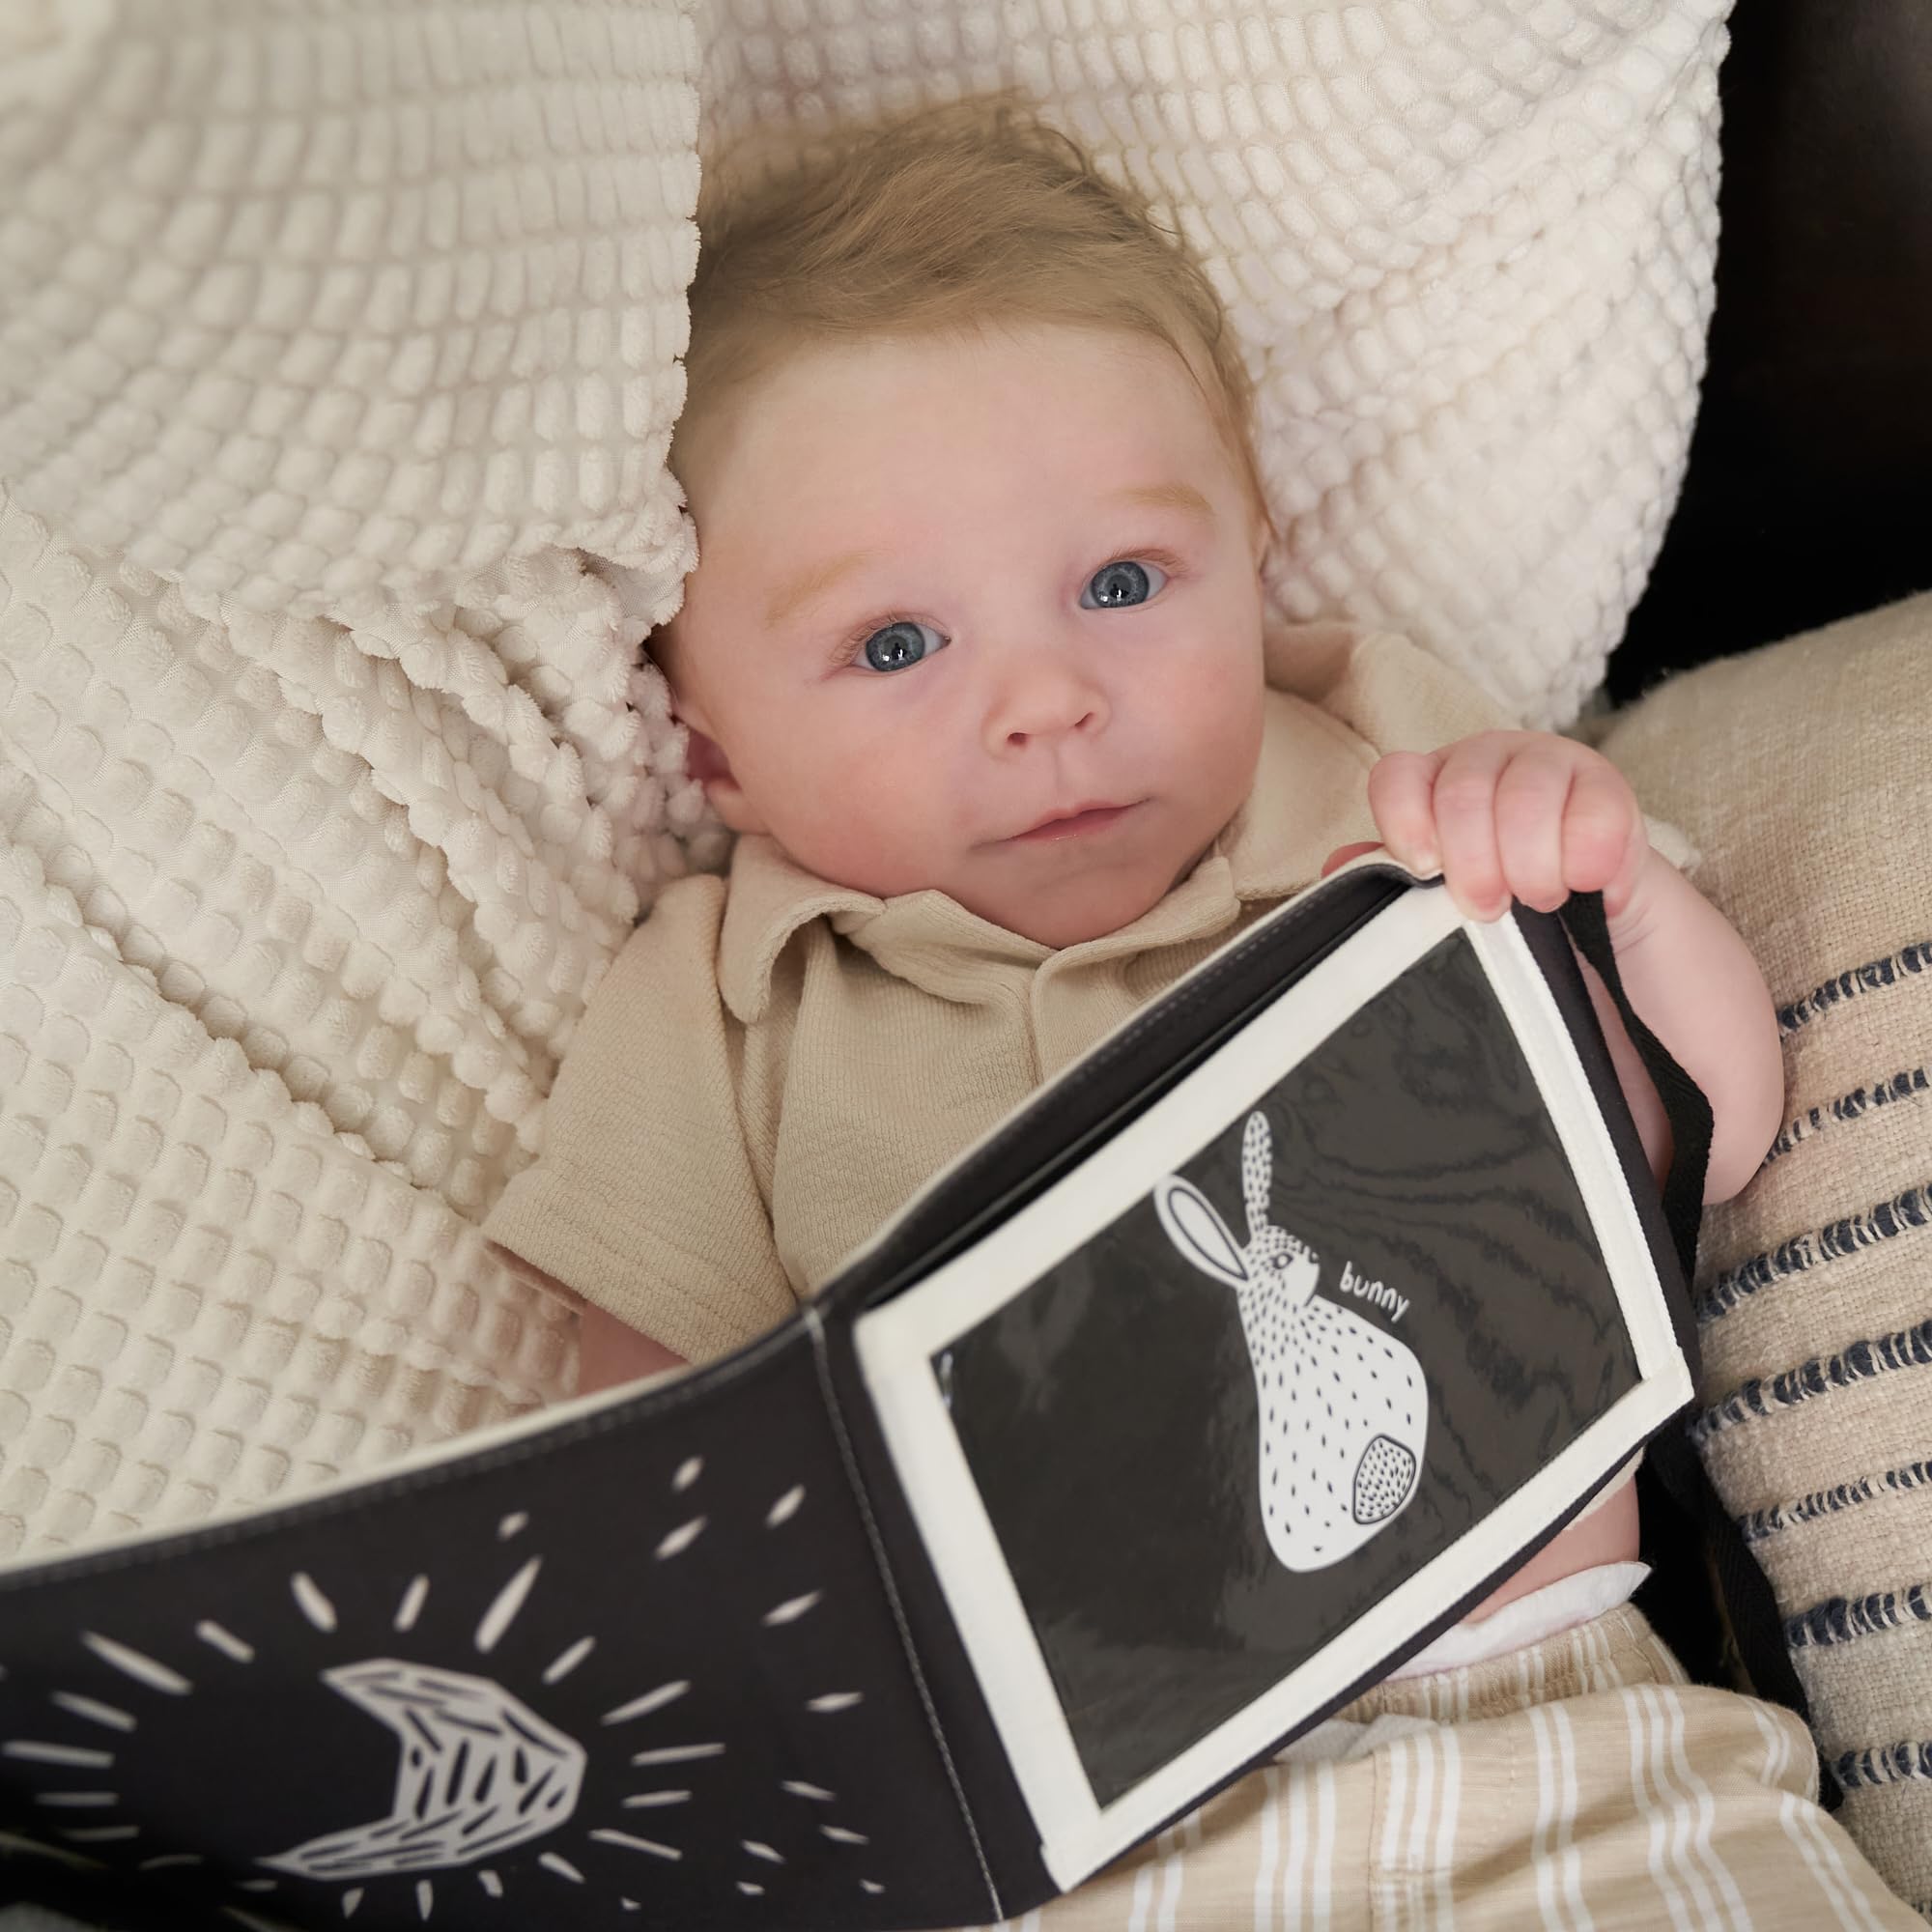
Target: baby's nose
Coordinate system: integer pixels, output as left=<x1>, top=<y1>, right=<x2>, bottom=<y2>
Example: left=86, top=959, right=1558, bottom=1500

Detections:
left=984, top=652, right=1110, bottom=753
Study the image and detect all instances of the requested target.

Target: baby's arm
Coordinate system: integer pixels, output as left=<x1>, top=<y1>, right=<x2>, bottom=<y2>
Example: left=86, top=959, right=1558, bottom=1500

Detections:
left=579, top=1307, right=686, bottom=1394
left=1355, top=731, right=1784, bottom=1204
left=486, top=1240, right=689, bottom=1394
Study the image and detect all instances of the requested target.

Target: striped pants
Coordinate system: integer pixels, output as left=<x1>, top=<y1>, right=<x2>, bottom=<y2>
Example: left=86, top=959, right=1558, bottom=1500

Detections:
left=964, top=1604, right=1922, bottom=1930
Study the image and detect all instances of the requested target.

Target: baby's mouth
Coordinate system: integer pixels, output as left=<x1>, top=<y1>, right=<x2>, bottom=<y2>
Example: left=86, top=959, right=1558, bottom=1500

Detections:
left=1005, top=801, right=1142, bottom=844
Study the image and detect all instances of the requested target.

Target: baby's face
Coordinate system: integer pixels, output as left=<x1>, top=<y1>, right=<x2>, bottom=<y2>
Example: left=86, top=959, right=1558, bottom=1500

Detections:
left=663, top=325, right=1268, bottom=949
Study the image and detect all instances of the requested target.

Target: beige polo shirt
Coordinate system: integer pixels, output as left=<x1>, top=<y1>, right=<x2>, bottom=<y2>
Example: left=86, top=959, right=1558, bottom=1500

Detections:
left=484, top=626, right=1509, bottom=1364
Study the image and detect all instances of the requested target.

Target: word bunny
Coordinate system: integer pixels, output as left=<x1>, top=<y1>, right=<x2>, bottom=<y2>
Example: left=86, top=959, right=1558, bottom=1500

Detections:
left=1153, top=1112, right=1428, bottom=1572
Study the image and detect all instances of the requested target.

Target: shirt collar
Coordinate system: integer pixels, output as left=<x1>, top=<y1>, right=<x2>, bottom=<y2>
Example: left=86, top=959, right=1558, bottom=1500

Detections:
left=714, top=680, right=1375, bottom=1025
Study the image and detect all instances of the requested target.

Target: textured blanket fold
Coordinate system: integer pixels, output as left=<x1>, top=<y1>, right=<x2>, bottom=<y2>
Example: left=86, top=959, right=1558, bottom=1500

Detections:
left=0, top=0, right=1729, bottom=1560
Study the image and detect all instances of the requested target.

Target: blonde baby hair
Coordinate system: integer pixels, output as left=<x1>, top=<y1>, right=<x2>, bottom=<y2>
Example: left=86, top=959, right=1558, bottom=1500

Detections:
left=671, top=94, right=1270, bottom=537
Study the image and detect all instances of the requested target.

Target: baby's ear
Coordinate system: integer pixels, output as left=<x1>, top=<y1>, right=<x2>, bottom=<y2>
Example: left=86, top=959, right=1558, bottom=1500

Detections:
left=672, top=701, right=769, bottom=838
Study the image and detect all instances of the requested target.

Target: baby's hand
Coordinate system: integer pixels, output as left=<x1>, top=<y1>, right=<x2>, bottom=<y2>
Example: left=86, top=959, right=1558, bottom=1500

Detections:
left=1365, top=731, right=1650, bottom=923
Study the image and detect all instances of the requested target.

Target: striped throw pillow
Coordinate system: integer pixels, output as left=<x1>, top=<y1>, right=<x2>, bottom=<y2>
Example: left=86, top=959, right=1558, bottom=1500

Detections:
left=1598, top=592, right=1932, bottom=1920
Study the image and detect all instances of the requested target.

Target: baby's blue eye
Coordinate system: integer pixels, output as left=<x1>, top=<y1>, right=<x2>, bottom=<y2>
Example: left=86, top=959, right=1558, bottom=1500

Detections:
left=1081, top=559, right=1168, bottom=610
left=859, top=619, right=946, bottom=673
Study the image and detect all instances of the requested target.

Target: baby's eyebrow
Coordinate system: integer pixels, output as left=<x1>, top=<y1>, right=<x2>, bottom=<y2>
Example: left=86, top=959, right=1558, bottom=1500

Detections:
left=1105, top=481, right=1216, bottom=522
left=765, top=548, right=880, bottom=630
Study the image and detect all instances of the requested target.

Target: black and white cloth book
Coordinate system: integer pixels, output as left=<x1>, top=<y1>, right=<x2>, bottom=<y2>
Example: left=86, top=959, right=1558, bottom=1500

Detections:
left=0, top=860, right=1704, bottom=1932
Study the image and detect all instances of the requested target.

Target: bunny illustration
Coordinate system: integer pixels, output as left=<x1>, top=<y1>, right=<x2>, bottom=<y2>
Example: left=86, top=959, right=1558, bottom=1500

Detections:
left=1153, top=1111, right=1427, bottom=1572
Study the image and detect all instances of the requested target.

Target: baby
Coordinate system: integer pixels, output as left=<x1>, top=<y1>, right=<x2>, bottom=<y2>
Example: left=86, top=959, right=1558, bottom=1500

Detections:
left=477, top=99, right=1918, bottom=1917
left=486, top=84, right=1785, bottom=1632
left=491, top=93, right=1780, bottom=1403
left=479, top=98, right=1930, bottom=1925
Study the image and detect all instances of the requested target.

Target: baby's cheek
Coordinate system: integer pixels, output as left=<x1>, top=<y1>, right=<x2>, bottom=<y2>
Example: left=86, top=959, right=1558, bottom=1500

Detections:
left=754, top=753, right=924, bottom=895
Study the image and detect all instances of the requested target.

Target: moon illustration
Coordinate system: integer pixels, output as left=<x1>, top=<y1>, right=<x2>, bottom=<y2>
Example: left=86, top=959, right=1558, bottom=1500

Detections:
left=259, top=1660, right=586, bottom=1881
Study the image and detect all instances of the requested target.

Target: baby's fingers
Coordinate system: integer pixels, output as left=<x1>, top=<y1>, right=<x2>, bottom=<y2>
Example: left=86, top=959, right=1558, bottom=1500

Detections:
left=1560, top=755, right=1648, bottom=913
left=1428, top=735, right=1518, bottom=921
left=1493, top=739, right=1584, bottom=914
left=1365, top=750, right=1447, bottom=877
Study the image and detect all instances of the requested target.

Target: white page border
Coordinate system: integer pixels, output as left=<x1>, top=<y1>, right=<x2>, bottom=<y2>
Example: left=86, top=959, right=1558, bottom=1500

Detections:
left=855, top=885, right=1693, bottom=1889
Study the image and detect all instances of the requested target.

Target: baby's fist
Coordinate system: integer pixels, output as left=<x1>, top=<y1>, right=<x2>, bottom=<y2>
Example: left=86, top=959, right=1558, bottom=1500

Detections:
left=1367, top=732, right=1648, bottom=923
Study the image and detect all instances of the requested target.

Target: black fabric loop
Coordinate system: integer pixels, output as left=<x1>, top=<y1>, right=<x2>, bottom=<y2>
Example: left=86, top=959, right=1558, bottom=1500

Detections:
left=1556, top=889, right=1712, bottom=1277
left=1557, top=892, right=1835, bottom=1808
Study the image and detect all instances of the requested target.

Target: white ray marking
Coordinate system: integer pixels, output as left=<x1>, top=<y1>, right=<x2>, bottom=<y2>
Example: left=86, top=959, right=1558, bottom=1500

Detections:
left=36, top=1792, right=118, bottom=1807
left=739, top=1882, right=766, bottom=1895
left=862, top=1880, right=885, bottom=1894
left=0, top=1829, right=101, bottom=1868
left=416, top=1877, right=433, bottom=1920
left=477, top=1871, right=502, bottom=1898
left=394, top=1576, right=430, bottom=1633
left=61, top=1826, right=139, bottom=1841
left=139, top=1855, right=204, bottom=1870
left=822, top=1825, right=868, bottom=1844
left=223, top=1912, right=284, bottom=1932
left=497, top=1513, right=528, bottom=1540
left=80, top=1634, right=190, bottom=1695
left=602, top=1680, right=689, bottom=1725
left=621, top=1900, right=641, bottom=1911
left=673, top=1458, right=702, bottom=1492
left=622, top=1790, right=691, bottom=1808
left=540, top=1852, right=585, bottom=1882
left=744, top=1839, right=785, bottom=1863
left=543, top=1636, right=595, bottom=1685
left=4, top=1743, right=114, bottom=1768
left=762, top=1592, right=822, bottom=1627
left=291, top=1573, right=337, bottom=1633
left=655, top=1517, right=705, bottom=1559
left=632, top=1743, right=724, bottom=1766
left=589, top=1829, right=682, bottom=1861
left=474, top=1557, right=542, bottom=1655
left=343, top=1889, right=363, bottom=1918
left=51, top=1693, right=135, bottom=1732
left=808, top=1691, right=863, bottom=1712
left=236, top=1878, right=277, bottom=1890
left=196, top=1621, right=255, bottom=1663
left=767, top=1486, right=805, bottom=1527
left=781, top=1780, right=835, bottom=1801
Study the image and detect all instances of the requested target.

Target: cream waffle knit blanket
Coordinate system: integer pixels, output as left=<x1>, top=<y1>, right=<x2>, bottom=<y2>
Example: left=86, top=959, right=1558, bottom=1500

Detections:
left=0, top=0, right=1727, bottom=1559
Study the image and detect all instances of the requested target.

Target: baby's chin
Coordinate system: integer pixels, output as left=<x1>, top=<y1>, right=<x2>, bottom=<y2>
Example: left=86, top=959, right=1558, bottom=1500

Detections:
left=958, top=856, right=1212, bottom=951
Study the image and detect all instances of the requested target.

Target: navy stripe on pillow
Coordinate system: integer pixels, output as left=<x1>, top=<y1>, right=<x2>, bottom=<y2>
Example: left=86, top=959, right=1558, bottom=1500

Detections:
left=1777, top=943, right=1932, bottom=1036
left=1787, top=1582, right=1932, bottom=1651
left=1762, top=1067, right=1931, bottom=1169
left=1740, top=1460, right=1932, bottom=1544
left=1690, top=1318, right=1932, bottom=1445
left=1833, top=1739, right=1932, bottom=1792
left=1694, top=1180, right=1932, bottom=1324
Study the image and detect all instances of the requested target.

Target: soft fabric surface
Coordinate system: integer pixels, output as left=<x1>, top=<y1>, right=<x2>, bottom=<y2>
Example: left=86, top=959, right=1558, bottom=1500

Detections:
left=696, top=0, right=1732, bottom=728
left=1, top=0, right=1729, bottom=1561
left=0, top=3, right=712, bottom=1559
left=950, top=1605, right=1920, bottom=1932
left=1596, top=592, right=1932, bottom=1921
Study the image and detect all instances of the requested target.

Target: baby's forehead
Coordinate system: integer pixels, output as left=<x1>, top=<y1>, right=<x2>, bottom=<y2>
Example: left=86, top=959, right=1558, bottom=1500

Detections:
left=683, top=323, right=1233, bottom=494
